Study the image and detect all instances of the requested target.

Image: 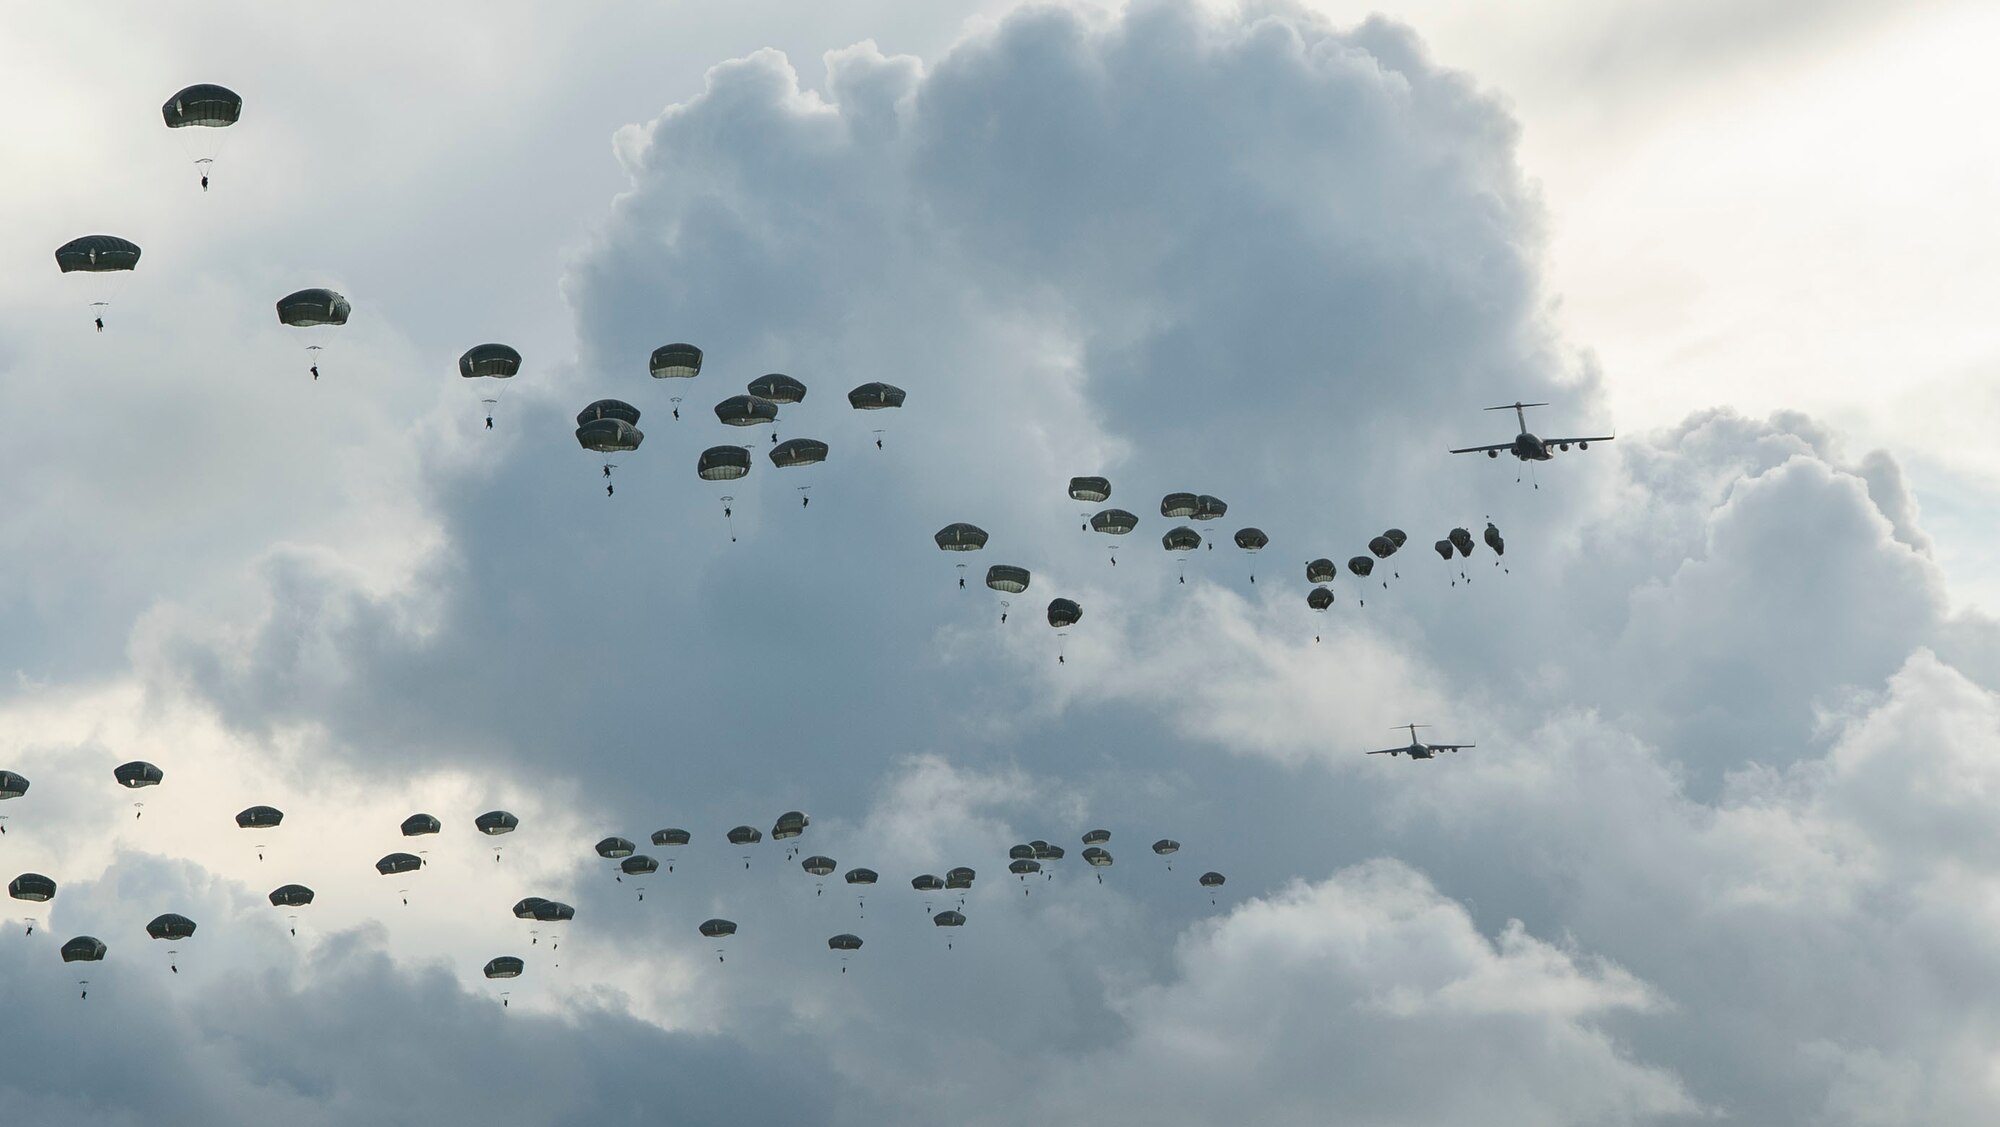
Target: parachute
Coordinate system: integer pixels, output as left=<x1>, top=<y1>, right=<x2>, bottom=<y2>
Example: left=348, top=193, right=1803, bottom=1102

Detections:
left=1090, top=509, right=1138, bottom=534
left=235, top=805, right=283, bottom=829
left=1008, top=844, right=1035, bottom=861
left=772, top=811, right=810, bottom=840
left=1306, top=558, right=1337, bottom=584
left=476, top=810, right=519, bottom=835
left=1234, top=527, right=1269, bottom=582
left=827, top=934, right=863, bottom=951
left=652, top=828, right=692, bottom=847
left=769, top=440, right=828, bottom=507
left=275, top=289, right=351, bottom=378
left=1047, top=598, right=1081, bottom=628
left=577, top=400, right=644, bottom=490
left=1433, top=538, right=1455, bottom=560
left=1307, top=586, right=1334, bottom=611
left=714, top=394, right=778, bottom=429
left=1152, top=839, right=1180, bottom=855
left=699, top=918, right=737, bottom=961
left=934, top=523, right=988, bottom=551
left=62, top=936, right=107, bottom=963
left=0, top=771, right=26, bottom=799
left=945, top=866, right=976, bottom=890
left=376, top=852, right=423, bottom=876
left=1199, top=871, right=1227, bottom=903
left=1068, top=477, right=1112, bottom=504
left=512, top=897, right=550, bottom=920
left=1346, top=556, right=1374, bottom=578
left=459, top=344, right=520, bottom=379
left=1160, top=493, right=1199, bottom=519
left=1081, top=829, right=1110, bottom=846
left=594, top=836, right=636, bottom=859
left=114, top=761, right=163, bottom=788
left=146, top=913, right=197, bottom=940
left=531, top=901, right=575, bottom=923
left=8, top=873, right=56, bottom=902
left=55, top=235, right=142, bottom=331
left=162, top=84, right=241, bottom=188
left=1081, top=847, right=1114, bottom=879
left=1035, top=843, right=1065, bottom=862
left=401, top=813, right=441, bottom=837
left=727, top=826, right=763, bottom=845
left=1194, top=495, right=1228, bottom=522
left=620, top=854, right=658, bottom=877
left=1384, top=528, right=1408, bottom=549
left=933, top=909, right=966, bottom=947
left=1368, top=536, right=1396, bottom=559
left=911, top=874, right=944, bottom=891
left=747, top=374, right=805, bottom=404
left=1449, top=527, right=1476, bottom=557
left=801, top=855, right=837, bottom=877
left=1484, top=522, right=1506, bottom=556
left=845, top=868, right=878, bottom=885
left=847, top=382, right=905, bottom=409
left=483, top=956, right=525, bottom=979
left=1161, top=527, right=1201, bottom=552
left=985, top=565, right=1030, bottom=594
left=268, top=884, right=314, bottom=907
left=649, top=343, right=702, bottom=379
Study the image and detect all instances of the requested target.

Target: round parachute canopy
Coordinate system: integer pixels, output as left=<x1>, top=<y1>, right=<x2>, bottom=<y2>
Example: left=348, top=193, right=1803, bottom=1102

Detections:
left=62, top=936, right=107, bottom=963
left=1449, top=527, right=1476, bottom=557
left=1082, top=847, right=1114, bottom=868
left=1161, top=492, right=1199, bottom=519
left=162, top=84, right=242, bottom=128
left=275, top=288, right=351, bottom=326
left=594, top=836, right=636, bottom=859
left=1199, top=871, right=1227, bottom=888
left=576, top=418, right=643, bottom=453
left=1081, top=829, right=1111, bottom=846
left=1194, top=495, right=1228, bottom=521
left=944, top=866, right=976, bottom=889
left=147, top=913, right=196, bottom=940
left=532, top=901, right=575, bottom=923
left=1233, top=528, right=1269, bottom=551
left=1161, top=526, right=1201, bottom=553
left=911, top=874, right=944, bottom=892
left=727, top=826, right=763, bottom=846
left=1047, top=598, right=1082, bottom=628
left=698, top=918, right=737, bottom=939
left=1484, top=522, right=1506, bottom=555
left=773, top=811, right=810, bottom=839
left=236, top=805, right=283, bottom=830
left=747, top=373, right=806, bottom=404
left=114, top=761, right=163, bottom=789
left=1384, top=528, right=1408, bottom=549
left=400, top=813, right=441, bottom=837
left=800, top=855, right=837, bottom=877
left=1307, top=586, right=1334, bottom=611
left=268, top=884, right=314, bottom=908
left=1036, top=844, right=1066, bottom=861
left=54, top=235, right=141, bottom=274
left=847, top=382, right=906, bottom=410
left=934, top=523, right=989, bottom=551
left=1367, top=536, right=1397, bottom=559
left=1434, top=538, right=1455, bottom=561
left=698, top=445, right=753, bottom=481
left=0, top=770, right=27, bottom=799
left=1306, top=558, right=1337, bottom=584
left=577, top=399, right=641, bottom=427
left=770, top=439, right=828, bottom=468
left=376, top=852, right=422, bottom=875
left=649, top=343, right=703, bottom=379
left=985, top=565, right=1031, bottom=594
left=476, top=810, right=519, bottom=836
left=1027, top=839, right=1050, bottom=853
left=1008, top=844, right=1035, bottom=860
left=652, top=828, right=691, bottom=847
left=714, top=395, right=779, bottom=427
left=1347, top=556, right=1375, bottom=578
left=1068, top=476, right=1112, bottom=503
left=1090, top=508, right=1138, bottom=535
left=8, top=873, right=56, bottom=902
left=932, top=910, right=965, bottom=928
left=827, top=933, right=863, bottom=951
left=512, top=897, right=550, bottom=919
left=844, top=868, right=878, bottom=886
left=1009, top=858, right=1040, bottom=875
left=483, top=956, right=525, bottom=980
left=1152, top=839, right=1181, bottom=855
left=620, top=854, right=658, bottom=877
left=458, top=343, right=521, bottom=379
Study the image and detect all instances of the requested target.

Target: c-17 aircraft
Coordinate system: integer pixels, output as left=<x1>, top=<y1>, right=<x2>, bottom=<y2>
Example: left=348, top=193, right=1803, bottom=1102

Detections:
left=1450, top=401, right=1614, bottom=462
left=1367, top=724, right=1474, bottom=759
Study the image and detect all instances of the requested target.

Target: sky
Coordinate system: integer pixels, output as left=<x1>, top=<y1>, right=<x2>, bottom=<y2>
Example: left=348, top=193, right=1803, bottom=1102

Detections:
left=2, top=2, right=1998, bottom=1124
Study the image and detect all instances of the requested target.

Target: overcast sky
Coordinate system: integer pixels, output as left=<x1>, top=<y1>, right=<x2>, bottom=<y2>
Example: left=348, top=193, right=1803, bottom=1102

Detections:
left=2, top=2, right=1998, bottom=1124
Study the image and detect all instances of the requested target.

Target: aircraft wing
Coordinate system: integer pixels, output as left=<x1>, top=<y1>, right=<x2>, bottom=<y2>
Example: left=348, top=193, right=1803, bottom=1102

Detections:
left=1542, top=435, right=1614, bottom=447
left=1365, top=748, right=1402, bottom=756
left=1428, top=743, right=1475, bottom=752
left=1448, top=442, right=1512, bottom=455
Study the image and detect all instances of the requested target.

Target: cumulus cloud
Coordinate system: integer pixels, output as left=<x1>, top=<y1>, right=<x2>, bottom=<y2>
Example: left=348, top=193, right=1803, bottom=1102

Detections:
left=5, top=2, right=2000, bottom=1125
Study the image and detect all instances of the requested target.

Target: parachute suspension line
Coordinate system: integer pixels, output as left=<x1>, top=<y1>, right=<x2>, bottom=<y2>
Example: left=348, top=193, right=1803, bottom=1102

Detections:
left=871, top=428, right=884, bottom=450
left=999, top=600, right=1010, bottom=625
left=133, top=801, right=144, bottom=820
left=1056, top=631, right=1069, bottom=665
left=720, top=496, right=736, bottom=542
left=305, top=344, right=323, bottom=382
left=798, top=484, right=811, bottom=509
left=1178, top=555, right=1189, bottom=584
left=956, top=562, right=967, bottom=589
left=669, top=396, right=682, bottom=421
